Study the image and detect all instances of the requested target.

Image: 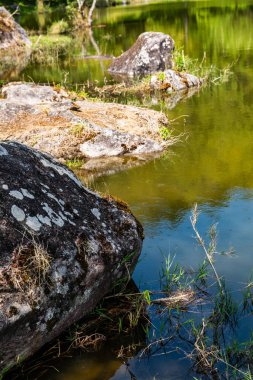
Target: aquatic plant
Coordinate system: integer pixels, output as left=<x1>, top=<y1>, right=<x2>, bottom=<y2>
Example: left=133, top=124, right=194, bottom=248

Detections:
left=159, top=126, right=171, bottom=141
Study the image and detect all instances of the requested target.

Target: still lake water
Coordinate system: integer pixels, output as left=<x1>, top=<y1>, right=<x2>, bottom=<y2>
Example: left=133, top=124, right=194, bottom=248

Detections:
left=3, top=0, right=253, bottom=378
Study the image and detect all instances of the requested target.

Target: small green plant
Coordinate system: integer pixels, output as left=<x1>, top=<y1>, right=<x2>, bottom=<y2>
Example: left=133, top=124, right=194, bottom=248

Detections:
left=174, top=48, right=233, bottom=83
left=159, top=126, right=171, bottom=141
left=143, top=290, right=151, bottom=305
left=69, top=123, right=84, bottom=138
left=174, top=49, right=198, bottom=73
left=157, top=71, right=166, bottom=81
left=66, top=158, right=84, bottom=169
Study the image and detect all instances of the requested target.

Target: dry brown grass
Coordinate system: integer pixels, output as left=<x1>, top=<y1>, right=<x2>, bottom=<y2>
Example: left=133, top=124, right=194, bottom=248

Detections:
left=0, top=112, right=69, bottom=137
left=0, top=239, right=51, bottom=302
left=152, top=289, right=198, bottom=309
left=68, top=332, right=106, bottom=351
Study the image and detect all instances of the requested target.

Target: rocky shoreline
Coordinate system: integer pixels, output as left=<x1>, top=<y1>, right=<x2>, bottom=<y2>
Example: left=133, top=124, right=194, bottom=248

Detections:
left=0, top=82, right=171, bottom=162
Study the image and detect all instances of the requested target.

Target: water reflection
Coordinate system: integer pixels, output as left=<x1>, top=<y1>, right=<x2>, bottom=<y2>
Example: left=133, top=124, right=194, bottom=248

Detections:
left=1, top=0, right=250, bottom=86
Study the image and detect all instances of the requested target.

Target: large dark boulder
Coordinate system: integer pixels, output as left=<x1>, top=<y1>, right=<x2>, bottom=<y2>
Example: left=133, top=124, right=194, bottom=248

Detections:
left=0, top=142, right=143, bottom=374
left=0, top=7, right=31, bottom=79
left=108, top=32, right=175, bottom=77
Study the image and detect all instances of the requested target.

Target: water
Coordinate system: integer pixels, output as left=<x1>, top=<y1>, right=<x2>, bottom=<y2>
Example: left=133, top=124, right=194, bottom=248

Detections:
left=3, top=0, right=253, bottom=378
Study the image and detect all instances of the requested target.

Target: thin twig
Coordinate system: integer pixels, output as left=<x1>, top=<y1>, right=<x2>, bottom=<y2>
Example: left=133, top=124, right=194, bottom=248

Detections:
left=190, top=204, right=223, bottom=294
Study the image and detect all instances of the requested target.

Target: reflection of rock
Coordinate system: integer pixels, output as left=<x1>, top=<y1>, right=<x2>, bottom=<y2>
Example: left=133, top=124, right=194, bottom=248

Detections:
left=0, top=83, right=170, bottom=160
left=0, top=141, right=143, bottom=374
left=108, top=32, right=174, bottom=77
left=97, top=78, right=203, bottom=111
left=0, top=7, right=31, bottom=79
left=150, top=84, right=203, bottom=110
left=8, top=280, right=147, bottom=380
left=76, top=154, right=161, bottom=184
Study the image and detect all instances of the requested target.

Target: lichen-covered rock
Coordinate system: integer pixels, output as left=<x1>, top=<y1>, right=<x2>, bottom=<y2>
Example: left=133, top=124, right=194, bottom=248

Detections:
left=150, top=70, right=203, bottom=92
left=0, top=83, right=169, bottom=161
left=108, top=32, right=175, bottom=77
left=2, top=82, right=69, bottom=105
left=0, top=7, right=31, bottom=51
left=0, top=7, right=31, bottom=79
left=0, top=141, right=143, bottom=374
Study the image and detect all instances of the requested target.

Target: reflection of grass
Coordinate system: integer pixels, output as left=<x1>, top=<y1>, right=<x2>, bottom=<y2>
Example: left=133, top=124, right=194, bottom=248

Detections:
left=30, top=35, right=75, bottom=65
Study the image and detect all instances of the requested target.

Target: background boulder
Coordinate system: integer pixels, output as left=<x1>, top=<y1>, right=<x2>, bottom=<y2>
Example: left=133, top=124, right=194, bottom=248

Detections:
left=0, top=7, right=31, bottom=79
left=108, top=32, right=175, bottom=77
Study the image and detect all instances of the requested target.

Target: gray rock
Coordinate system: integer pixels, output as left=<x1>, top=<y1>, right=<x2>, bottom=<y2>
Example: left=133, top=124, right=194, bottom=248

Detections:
left=80, top=128, right=163, bottom=158
left=108, top=32, right=175, bottom=77
left=0, top=83, right=169, bottom=161
left=0, top=7, right=31, bottom=50
left=0, top=7, right=31, bottom=79
left=0, top=141, right=143, bottom=374
left=2, top=82, right=70, bottom=105
left=150, top=69, right=203, bottom=92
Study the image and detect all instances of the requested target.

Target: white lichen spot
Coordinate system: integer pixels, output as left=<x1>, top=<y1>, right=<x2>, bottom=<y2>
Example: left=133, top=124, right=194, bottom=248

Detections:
left=40, top=183, right=49, bottom=190
left=91, top=208, right=101, bottom=220
left=2, top=184, right=8, bottom=190
left=0, top=145, right=8, bottom=156
left=37, top=214, right=52, bottom=227
left=40, top=158, right=83, bottom=187
left=58, top=211, right=76, bottom=226
left=11, top=205, right=25, bottom=222
left=39, top=323, right=47, bottom=332
left=42, top=202, right=64, bottom=227
left=21, top=188, right=34, bottom=199
left=73, top=209, right=79, bottom=215
left=39, top=158, right=101, bottom=198
left=47, top=193, right=64, bottom=209
left=9, top=190, right=24, bottom=200
left=58, top=283, right=69, bottom=295
left=26, top=216, right=42, bottom=232
left=64, top=211, right=72, bottom=218
left=45, top=308, right=54, bottom=322
left=58, top=211, right=68, bottom=221
left=87, top=238, right=99, bottom=254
